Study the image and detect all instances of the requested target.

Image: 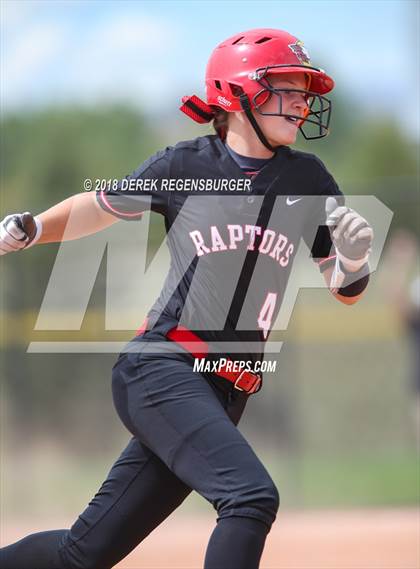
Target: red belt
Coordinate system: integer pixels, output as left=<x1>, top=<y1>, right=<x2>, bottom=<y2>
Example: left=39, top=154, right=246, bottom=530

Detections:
left=136, top=318, right=262, bottom=395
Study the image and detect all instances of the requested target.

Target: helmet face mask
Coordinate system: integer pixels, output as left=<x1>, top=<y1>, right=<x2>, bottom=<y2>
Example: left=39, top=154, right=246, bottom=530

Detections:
left=252, top=78, right=332, bottom=140
left=300, top=93, right=332, bottom=140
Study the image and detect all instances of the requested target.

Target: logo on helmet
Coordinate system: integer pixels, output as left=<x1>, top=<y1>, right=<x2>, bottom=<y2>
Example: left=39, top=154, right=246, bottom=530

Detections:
left=217, top=95, right=232, bottom=107
left=288, top=40, right=311, bottom=66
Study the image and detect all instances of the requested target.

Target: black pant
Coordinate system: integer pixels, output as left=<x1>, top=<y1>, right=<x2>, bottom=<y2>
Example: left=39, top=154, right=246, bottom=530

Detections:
left=1, top=343, right=279, bottom=568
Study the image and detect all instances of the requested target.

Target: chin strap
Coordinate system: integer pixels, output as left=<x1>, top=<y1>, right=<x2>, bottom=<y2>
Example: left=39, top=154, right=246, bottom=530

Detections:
left=180, top=92, right=279, bottom=152
left=239, top=93, right=276, bottom=152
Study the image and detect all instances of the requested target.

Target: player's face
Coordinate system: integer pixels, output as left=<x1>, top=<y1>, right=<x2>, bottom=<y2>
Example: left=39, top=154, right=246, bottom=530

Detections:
left=253, top=72, right=309, bottom=146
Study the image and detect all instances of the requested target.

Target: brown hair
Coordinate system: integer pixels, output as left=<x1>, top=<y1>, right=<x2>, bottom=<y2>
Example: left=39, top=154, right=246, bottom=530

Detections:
left=212, top=108, right=229, bottom=140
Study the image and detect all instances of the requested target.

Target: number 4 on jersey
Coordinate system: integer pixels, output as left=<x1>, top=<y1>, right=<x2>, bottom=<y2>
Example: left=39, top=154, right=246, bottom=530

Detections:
left=258, top=292, right=278, bottom=339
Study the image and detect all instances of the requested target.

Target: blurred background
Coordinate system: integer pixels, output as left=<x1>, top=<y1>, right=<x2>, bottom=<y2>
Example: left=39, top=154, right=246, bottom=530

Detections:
left=1, top=1, right=419, bottom=567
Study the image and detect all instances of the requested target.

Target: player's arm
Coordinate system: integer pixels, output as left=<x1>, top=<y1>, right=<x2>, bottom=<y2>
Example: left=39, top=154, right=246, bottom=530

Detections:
left=1, top=147, right=171, bottom=256
left=0, top=192, right=118, bottom=255
left=322, top=197, right=373, bottom=306
left=322, top=266, right=366, bottom=305
left=38, top=191, right=119, bottom=243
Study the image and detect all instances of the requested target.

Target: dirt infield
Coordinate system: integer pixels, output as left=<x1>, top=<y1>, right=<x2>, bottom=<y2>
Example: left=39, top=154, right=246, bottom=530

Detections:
left=1, top=509, right=419, bottom=568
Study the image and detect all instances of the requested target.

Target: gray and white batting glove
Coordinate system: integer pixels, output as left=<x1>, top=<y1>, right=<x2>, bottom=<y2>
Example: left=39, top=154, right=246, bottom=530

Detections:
left=325, top=197, right=373, bottom=292
left=0, top=212, right=42, bottom=256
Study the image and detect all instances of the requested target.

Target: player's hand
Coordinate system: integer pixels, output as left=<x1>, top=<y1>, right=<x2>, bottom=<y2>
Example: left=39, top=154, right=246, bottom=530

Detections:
left=0, top=212, right=41, bottom=256
left=325, top=197, right=373, bottom=266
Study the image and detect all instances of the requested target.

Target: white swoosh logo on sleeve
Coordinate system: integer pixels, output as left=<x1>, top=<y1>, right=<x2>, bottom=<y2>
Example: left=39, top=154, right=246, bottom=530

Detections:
left=286, top=197, right=303, bottom=206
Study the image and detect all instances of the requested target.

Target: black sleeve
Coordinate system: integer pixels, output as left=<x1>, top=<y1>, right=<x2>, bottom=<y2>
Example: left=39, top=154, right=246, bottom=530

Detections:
left=302, top=161, right=345, bottom=273
left=96, top=147, right=171, bottom=220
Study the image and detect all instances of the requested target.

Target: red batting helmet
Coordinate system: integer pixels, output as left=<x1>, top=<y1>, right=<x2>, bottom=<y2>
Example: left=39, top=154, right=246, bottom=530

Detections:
left=180, top=28, right=335, bottom=147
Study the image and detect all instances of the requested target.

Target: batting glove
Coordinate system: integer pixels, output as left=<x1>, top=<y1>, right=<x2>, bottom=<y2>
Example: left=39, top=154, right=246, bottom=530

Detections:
left=0, top=212, right=42, bottom=256
left=325, top=197, right=373, bottom=292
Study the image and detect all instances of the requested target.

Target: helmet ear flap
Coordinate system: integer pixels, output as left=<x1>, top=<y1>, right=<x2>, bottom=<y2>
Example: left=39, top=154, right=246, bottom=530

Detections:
left=227, top=78, right=272, bottom=110
left=229, top=83, right=244, bottom=97
left=253, top=90, right=271, bottom=109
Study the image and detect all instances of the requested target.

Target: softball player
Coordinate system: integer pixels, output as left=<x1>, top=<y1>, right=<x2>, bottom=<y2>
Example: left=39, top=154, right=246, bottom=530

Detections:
left=0, top=29, right=373, bottom=569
